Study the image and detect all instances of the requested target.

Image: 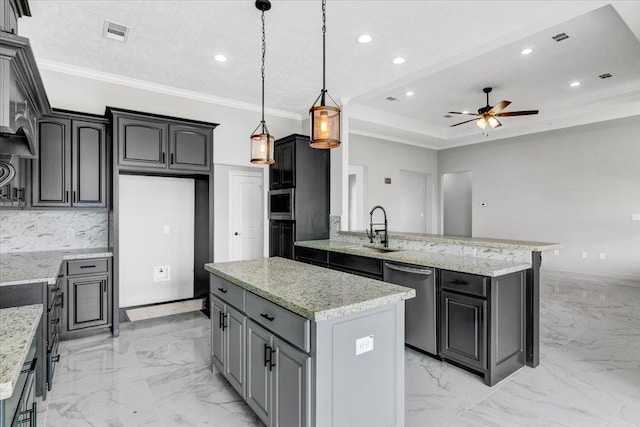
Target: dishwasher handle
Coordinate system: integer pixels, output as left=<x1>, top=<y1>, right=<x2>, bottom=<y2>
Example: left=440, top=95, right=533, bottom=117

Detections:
left=384, top=263, right=433, bottom=276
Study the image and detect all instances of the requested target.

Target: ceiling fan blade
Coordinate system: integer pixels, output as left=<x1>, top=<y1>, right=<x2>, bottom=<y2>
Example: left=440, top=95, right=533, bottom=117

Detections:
left=488, top=100, right=511, bottom=115
left=495, top=110, right=539, bottom=117
left=450, top=118, right=478, bottom=127
left=448, top=111, right=479, bottom=116
left=493, top=118, right=502, bottom=128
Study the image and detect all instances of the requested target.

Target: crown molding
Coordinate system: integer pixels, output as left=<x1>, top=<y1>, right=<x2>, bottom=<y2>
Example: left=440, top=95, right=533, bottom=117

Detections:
left=36, top=59, right=303, bottom=121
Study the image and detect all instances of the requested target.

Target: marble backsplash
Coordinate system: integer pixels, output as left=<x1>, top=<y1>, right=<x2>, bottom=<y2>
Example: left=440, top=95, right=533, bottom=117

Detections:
left=0, top=210, right=108, bottom=253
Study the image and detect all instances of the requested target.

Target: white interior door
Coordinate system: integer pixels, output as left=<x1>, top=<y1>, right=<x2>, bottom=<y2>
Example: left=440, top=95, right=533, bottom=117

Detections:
left=229, top=171, right=263, bottom=261
left=442, top=171, right=473, bottom=237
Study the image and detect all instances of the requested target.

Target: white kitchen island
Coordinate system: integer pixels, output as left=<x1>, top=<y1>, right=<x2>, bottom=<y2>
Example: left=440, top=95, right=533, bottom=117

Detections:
left=205, top=257, right=415, bottom=427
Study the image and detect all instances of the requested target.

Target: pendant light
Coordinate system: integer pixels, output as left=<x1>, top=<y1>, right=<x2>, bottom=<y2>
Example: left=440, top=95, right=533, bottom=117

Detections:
left=309, top=0, right=341, bottom=149
left=250, top=0, right=275, bottom=164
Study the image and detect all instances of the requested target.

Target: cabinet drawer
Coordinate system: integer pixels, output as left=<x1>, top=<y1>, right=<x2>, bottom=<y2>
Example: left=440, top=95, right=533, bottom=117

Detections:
left=295, top=246, right=328, bottom=265
left=67, top=258, right=109, bottom=276
left=441, top=270, right=487, bottom=298
left=211, top=275, right=245, bottom=311
left=329, top=252, right=383, bottom=278
left=48, top=277, right=63, bottom=310
left=245, top=292, right=310, bottom=353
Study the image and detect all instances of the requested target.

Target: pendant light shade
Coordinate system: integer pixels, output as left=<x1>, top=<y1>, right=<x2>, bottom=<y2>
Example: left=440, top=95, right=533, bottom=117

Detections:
left=309, top=0, right=341, bottom=149
left=250, top=0, right=275, bottom=165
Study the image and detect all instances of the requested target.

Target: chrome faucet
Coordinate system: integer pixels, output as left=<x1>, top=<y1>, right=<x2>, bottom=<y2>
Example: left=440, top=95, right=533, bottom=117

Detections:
left=367, top=205, right=388, bottom=248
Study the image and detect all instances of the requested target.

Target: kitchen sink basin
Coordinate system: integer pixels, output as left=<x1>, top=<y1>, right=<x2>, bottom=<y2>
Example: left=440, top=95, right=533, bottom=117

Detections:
left=351, top=245, right=405, bottom=253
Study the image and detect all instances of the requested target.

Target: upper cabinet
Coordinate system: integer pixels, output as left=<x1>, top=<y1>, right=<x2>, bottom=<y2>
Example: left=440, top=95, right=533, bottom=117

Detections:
left=33, top=114, right=108, bottom=208
left=111, top=109, right=215, bottom=174
left=270, top=138, right=295, bottom=190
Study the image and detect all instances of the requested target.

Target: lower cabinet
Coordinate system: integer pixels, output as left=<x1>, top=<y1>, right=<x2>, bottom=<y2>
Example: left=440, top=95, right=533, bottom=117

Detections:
left=270, top=221, right=295, bottom=259
left=211, top=296, right=246, bottom=398
left=246, top=320, right=310, bottom=427
left=0, top=337, right=37, bottom=427
left=440, top=291, right=486, bottom=371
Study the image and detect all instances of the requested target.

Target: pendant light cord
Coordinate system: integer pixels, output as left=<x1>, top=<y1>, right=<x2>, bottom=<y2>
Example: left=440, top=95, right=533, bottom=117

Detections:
left=322, top=0, right=326, bottom=93
left=261, top=9, right=266, bottom=129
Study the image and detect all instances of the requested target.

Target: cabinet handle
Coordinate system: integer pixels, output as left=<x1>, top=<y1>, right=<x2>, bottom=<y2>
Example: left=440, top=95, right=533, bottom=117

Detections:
left=65, top=190, right=69, bottom=203
left=451, top=280, right=468, bottom=286
left=51, top=318, right=60, bottom=325
left=73, top=191, right=77, bottom=203
left=19, top=401, right=37, bottom=426
left=80, top=265, right=96, bottom=269
left=17, top=188, right=24, bottom=201
left=103, top=280, right=107, bottom=292
left=56, top=294, right=64, bottom=309
left=217, top=287, right=228, bottom=294
left=218, top=311, right=223, bottom=329
left=264, top=343, right=271, bottom=368
left=51, top=354, right=60, bottom=363
left=260, top=313, right=275, bottom=322
left=171, top=153, right=174, bottom=164
left=162, top=152, right=166, bottom=164
left=222, top=313, right=228, bottom=330
left=269, top=348, right=276, bottom=371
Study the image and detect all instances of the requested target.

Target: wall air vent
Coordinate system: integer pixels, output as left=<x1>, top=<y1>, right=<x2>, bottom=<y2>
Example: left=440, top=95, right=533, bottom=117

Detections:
left=552, top=33, right=569, bottom=42
left=386, top=96, right=397, bottom=102
left=599, top=73, right=613, bottom=79
left=103, top=20, right=130, bottom=42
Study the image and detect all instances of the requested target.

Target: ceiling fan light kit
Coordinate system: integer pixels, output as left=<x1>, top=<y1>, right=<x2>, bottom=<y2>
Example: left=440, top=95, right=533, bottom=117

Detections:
left=309, top=0, right=341, bottom=149
left=450, top=87, right=539, bottom=130
left=250, top=0, right=275, bottom=165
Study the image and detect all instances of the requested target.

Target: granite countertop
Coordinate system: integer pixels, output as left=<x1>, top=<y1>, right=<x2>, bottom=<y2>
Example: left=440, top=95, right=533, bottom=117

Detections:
left=295, top=240, right=532, bottom=277
left=0, top=304, right=43, bottom=400
left=205, top=257, right=415, bottom=321
left=0, top=248, right=113, bottom=287
left=339, top=231, right=561, bottom=252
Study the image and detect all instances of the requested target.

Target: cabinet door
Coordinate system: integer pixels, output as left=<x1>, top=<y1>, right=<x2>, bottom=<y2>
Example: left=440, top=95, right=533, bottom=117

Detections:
left=270, top=222, right=281, bottom=257
left=67, top=275, right=109, bottom=330
left=211, top=296, right=225, bottom=372
left=270, top=145, right=283, bottom=190
left=72, top=120, right=107, bottom=207
left=280, top=222, right=295, bottom=260
left=168, top=124, right=211, bottom=172
left=440, top=291, right=486, bottom=370
left=117, top=117, right=168, bottom=168
left=225, top=304, right=246, bottom=398
left=279, top=140, right=295, bottom=188
left=33, top=117, right=71, bottom=206
left=246, top=320, right=272, bottom=427
left=273, top=336, right=310, bottom=427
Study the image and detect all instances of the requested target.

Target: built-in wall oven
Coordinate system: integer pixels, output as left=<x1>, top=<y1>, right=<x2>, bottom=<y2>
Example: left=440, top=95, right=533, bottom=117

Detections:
left=268, top=188, right=295, bottom=220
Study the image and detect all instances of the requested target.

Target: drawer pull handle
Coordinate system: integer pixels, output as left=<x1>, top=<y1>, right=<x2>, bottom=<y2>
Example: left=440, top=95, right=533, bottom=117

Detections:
left=80, top=265, right=96, bottom=269
left=51, top=318, right=60, bottom=325
left=260, top=313, right=275, bottom=322
left=451, top=280, right=469, bottom=285
left=56, top=294, right=64, bottom=309
left=217, top=287, right=228, bottom=294
left=51, top=354, right=60, bottom=363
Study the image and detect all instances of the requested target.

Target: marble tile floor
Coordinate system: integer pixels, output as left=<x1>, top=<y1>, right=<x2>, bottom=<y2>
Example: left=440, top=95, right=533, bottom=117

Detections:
left=35, top=270, right=640, bottom=427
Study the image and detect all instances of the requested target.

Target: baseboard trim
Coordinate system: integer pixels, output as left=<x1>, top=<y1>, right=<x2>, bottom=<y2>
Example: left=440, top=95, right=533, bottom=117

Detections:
left=121, top=298, right=207, bottom=322
left=542, top=265, right=640, bottom=286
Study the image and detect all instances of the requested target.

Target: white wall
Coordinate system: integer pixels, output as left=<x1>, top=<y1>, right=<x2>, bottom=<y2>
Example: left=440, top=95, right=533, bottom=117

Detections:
left=438, top=115, right=640, bottom=280
left=349, top=134, right=439, bottom=233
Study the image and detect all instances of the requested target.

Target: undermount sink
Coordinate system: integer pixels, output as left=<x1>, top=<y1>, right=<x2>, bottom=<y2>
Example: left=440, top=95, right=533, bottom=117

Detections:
left=351, top=245, right=405, bottom=253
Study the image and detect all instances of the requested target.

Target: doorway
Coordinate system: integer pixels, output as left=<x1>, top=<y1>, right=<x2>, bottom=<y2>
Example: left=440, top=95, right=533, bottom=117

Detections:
left=442, top=171, right=472, bottom=237
left=229, top=170, right=263, bottom=261
left=399, top=170, right=431, bottom=233
left=348, top=164, right=367, bottom=231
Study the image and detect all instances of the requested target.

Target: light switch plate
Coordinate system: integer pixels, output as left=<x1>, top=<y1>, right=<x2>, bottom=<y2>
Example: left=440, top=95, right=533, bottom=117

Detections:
left=153, top=266, right=170, bottom=282
left=356, top=335, right=374, bottom=355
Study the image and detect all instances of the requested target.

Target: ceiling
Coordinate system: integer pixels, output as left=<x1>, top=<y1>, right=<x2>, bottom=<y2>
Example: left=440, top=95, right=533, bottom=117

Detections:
left=19, top=1, right=640, bottom=149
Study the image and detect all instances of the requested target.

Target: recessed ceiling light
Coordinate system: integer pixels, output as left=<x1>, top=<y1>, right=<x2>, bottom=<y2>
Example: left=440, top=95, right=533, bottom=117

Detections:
left=570, top=81, right=581, bottom=87
left=392, top=57, right=405, bottom=65
left=520, top=48, right=533, bottom=55
left=406, top=91, right=414, bottom=96
left=357, top=34, right=372, bottom=44
left=214, top=54, right=228, bottom=62
left=462, top=110, right=469, bottom=114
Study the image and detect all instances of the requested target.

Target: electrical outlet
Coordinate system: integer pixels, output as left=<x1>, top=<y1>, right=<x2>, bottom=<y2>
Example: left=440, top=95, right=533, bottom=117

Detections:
left=355, top=335, right=374, bottom=355
left=599, top=253, right=606, bottom=260
left=153, top=266, right=170, bottom=282
left=581, top=252, right=588, bottom=259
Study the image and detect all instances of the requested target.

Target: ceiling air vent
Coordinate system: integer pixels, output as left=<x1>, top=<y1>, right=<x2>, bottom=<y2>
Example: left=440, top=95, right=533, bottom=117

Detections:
left=552, top=33, right=569, bottom=42
left=103, top=20, right=130, bottom=42
left=443, top=114, right=453, bottom=118
left=386, top=96, right=397, bottom=102
left=599, top=73, right=613, bottom=79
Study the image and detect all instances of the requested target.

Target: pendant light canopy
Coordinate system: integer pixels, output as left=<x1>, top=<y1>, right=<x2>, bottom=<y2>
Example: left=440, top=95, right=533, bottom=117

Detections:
left=309, top=0, right=341, bottom=149
left=250, top=0, right=275, bottom=164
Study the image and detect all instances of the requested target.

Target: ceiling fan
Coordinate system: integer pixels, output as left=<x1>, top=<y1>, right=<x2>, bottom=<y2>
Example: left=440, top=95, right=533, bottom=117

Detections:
left=449, top=87, right=539, bottom=129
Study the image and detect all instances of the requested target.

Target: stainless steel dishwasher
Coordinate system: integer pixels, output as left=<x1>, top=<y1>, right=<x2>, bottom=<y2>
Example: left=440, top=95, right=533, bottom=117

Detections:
left=383, top=262, right=437, bottom=355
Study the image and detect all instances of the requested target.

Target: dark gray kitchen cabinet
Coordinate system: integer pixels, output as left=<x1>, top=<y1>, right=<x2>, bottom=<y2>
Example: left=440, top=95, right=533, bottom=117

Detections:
left=62, top=258, right=112, bottom=337
left=439, top=269, right=525, bottom=386
left=211, top=295, right=246, bottom=398
left=440, top=291, right=486, bottom=371
left=168, top=124, right=211, bottom=172
left=270, top=138, right=295, bottom=190
left=294, top=246, right=328, bottom=267
left=328, top=251, right=384, bottom=280
left=33, top=114, right=107, bottom=208
left=0, top=157, right=26, bottom=207
left=270, top=221, right=295, bottom=259
left=117, top=116, right=168, bottom=169
left=246, top=320, right=310, bottom=427
left=32, top=117, right=71, bottom=206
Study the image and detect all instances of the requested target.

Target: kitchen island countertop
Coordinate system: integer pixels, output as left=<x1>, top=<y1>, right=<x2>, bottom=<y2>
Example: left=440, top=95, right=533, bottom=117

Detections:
left=0, top=248, right=113, bottom=287
left=205, top=257, right=415, bottom=321
left=0, top=304, right=42, bottom=400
